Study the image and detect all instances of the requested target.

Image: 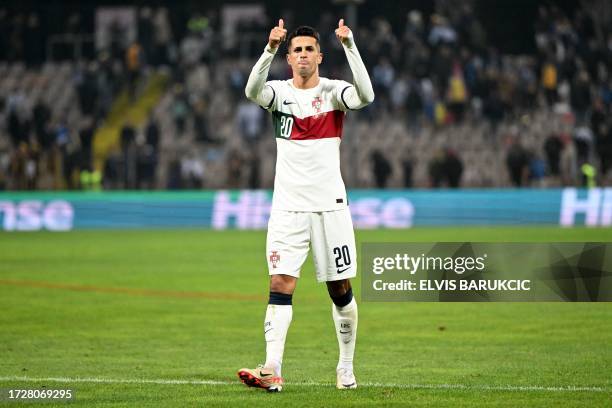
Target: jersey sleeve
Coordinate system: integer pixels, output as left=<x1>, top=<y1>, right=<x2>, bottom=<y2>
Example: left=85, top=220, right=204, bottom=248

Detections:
left=337, top=33, right=375, bottom=110
left=245, top=45, right=278, bottom=111
left=263, top=81, right=279, bottom=111
left=333, top=80, right=356, bottom=112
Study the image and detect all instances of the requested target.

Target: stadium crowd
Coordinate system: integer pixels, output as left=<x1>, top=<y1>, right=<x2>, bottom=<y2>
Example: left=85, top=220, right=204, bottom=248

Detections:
left=1, top=1, right=611, bottom=190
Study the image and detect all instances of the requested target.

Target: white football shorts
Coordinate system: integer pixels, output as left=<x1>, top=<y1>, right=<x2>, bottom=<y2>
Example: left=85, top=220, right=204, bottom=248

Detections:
left=266, top=208, right=357, bottom=282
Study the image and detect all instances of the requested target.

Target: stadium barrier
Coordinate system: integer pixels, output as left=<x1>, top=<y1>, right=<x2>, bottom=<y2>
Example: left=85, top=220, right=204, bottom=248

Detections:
left=0, top=188, right=611, bottom=231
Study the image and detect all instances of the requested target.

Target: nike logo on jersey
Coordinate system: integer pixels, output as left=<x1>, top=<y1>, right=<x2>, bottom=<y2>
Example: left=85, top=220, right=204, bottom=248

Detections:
left=283, top=100, right=296, bottom=105
left=337, top=267, right=350, bottom=274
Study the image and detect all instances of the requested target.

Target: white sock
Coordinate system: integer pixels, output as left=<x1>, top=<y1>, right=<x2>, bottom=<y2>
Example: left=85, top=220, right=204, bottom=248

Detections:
left=332, top=297, right=358, bottom=372
left=264, top=304, right=292, bottom=377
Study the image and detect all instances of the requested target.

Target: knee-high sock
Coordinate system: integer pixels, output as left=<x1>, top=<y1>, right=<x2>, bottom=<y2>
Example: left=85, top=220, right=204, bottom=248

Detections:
left=332, top=297, right=358, bottom=371
left=264, top=304, right=292, bottom=377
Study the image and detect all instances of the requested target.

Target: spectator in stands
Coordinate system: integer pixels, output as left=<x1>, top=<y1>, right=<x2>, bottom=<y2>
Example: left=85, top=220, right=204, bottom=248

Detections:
left=600, top=78, right=612, bottom=106
left=444, top=148, right=463, bottom=188
left=9, top=142, right=38, bottom=190
left=181, top=153, right=206, bottom=189
left=137, top=144, right=158, bottom=190
left=460, top=5, right=487, bottom=54
left=152, top=7, right=172, bottom=66
left=0, top=152, right=9, bottom=190
left=529, top=154, right=546, bottom=187
left=246, top=150, right=261, bottom=189
left=390, top=74, right=408, bottom=114
left=420, top=78, right=436, bottom=123
left=96, top=51, right=117, bottom=118
left=428, top=149, right=445, bottom=188
left=483, top=87, right=504, bottom=130
left=193, top=99, right=215, bottom=144
left=401, top=155, right=414, bottom=188
left=544, top=132, right=563, bottom=179
left=431, top=45, right=453, bottom=94
left=371, top=150, right=392, bottom=188
left=166, top=158, right=181, bottom=189
left=574, top=124, right=594, bottom=165
left=446, top=62, right=468, bottom=123
left=7, top=108, right=27, bottom=149
left=61, top=146, right=80, bottom=190
left=559, top=133, right=578, bottom=186
left=145, top=114, right=160, bottom=153
left=138, top=8, right=155, bottom=63
left=516, top=58, right=538, bottom=110
left=6, top=86, right=28, bottom=148
left=137, top=114, right=160, bottom=190
left=33, top=99, right=52, bottom=151
left=172, top=85, right=189, bottom=137
left=237, top=99, right=264, bottom=146
left=571, top=69, right=592, bottom=122
left=592, top=98, right=612, bottom=176
left=76, top=62, right=100, bottom=116
left=54, top=117, right=70, bottom=150
left=188, top=12, right=217, bottom=65
left=229, top=67, right=247, bottom=102
left=126, top=42, right=144, bottom=102
left=541, top=59, right=558, bottom=107
left=226, top=149, right=243, bottom=188
left=78, top=117, right=95, bottom=172
left=403, top=10, right=425, bottom=47
left=428, top=148, right=463, bottom=188
left=120, top=121, right=136, bottom=188
left=372, top=57, right=394, bottom=106
left=404, top=76, right=423, bottom=129
left=506, top=138, right=530, bottom=187
left=428, top=14, right=457, bottom=47
left=180, top=26, right=205, bottom=67
left=109, top=18, right=126, bottom=63
left=371, top=17, right=396, bottom=59
left=603, top=123, right=612, bottom=182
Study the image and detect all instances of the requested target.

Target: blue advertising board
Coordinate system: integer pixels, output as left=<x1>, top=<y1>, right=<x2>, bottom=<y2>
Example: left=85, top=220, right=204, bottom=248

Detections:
left=0, top=188, right=610, bottom=231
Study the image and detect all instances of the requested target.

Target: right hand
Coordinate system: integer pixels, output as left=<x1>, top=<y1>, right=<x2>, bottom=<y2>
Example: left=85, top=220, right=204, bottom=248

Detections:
left=335, top=19, right=352, bottom=46
left=268, top=19, right=287, bottom=49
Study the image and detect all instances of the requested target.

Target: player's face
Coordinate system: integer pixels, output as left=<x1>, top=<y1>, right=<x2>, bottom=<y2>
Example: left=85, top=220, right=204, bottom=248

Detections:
left=286, top=36, right=322, bottom=77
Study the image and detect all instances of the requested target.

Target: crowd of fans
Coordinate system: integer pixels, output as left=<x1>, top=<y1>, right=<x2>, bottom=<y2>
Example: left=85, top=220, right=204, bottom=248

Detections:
left=347, top=3, right=611, bottom=188
left=1, top=2, right=611, bottom=190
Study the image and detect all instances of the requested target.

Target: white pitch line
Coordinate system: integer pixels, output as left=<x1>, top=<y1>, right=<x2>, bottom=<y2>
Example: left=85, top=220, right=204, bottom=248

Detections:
left=0, top=376, right=607, bottom=393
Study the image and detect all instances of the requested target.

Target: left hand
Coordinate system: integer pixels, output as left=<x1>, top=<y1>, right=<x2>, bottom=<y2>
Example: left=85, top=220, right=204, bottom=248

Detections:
left=335, top=19, right=352, bottom=46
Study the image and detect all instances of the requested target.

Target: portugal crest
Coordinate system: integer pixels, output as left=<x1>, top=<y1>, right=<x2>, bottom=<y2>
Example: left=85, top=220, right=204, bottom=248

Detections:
left=269, top=251, right=281, bottom=268
left=312, top=96, right=322, bottom=113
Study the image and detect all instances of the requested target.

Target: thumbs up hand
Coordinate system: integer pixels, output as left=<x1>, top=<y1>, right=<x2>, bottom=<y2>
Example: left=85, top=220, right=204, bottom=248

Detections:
left=268, top=19, right=287, bottom=49
left=335, top=19, right=352, bottom=46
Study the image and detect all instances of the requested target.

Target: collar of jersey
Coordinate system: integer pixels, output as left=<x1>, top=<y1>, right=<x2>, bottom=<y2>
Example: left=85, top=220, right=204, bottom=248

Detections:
left=287, top=77, right=322, bottom=91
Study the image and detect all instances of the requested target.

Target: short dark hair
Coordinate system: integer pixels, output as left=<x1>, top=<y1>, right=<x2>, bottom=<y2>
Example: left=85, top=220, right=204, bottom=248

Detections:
left=287, top=25, right=320, bottom=50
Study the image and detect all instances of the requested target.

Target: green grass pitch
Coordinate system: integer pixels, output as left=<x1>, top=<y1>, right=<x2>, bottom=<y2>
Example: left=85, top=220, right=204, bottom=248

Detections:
left=0, top=227, right=611, bottom=407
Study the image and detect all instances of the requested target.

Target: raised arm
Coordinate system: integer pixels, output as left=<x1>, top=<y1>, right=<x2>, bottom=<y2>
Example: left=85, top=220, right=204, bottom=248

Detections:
left=335, top=19, right=375, bottom=109
left=245, top=19, right=288, bottom=108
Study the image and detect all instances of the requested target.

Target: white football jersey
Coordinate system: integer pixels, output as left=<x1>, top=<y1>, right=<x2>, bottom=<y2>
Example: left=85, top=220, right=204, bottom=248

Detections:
left=265, top=77, right=353, bottom=212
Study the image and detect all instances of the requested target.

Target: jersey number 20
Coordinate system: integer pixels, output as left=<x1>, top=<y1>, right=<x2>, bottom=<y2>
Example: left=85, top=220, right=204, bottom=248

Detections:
left=333, top=245, right=351, bottom=268
left=280, top=116, right=293, bottom=138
